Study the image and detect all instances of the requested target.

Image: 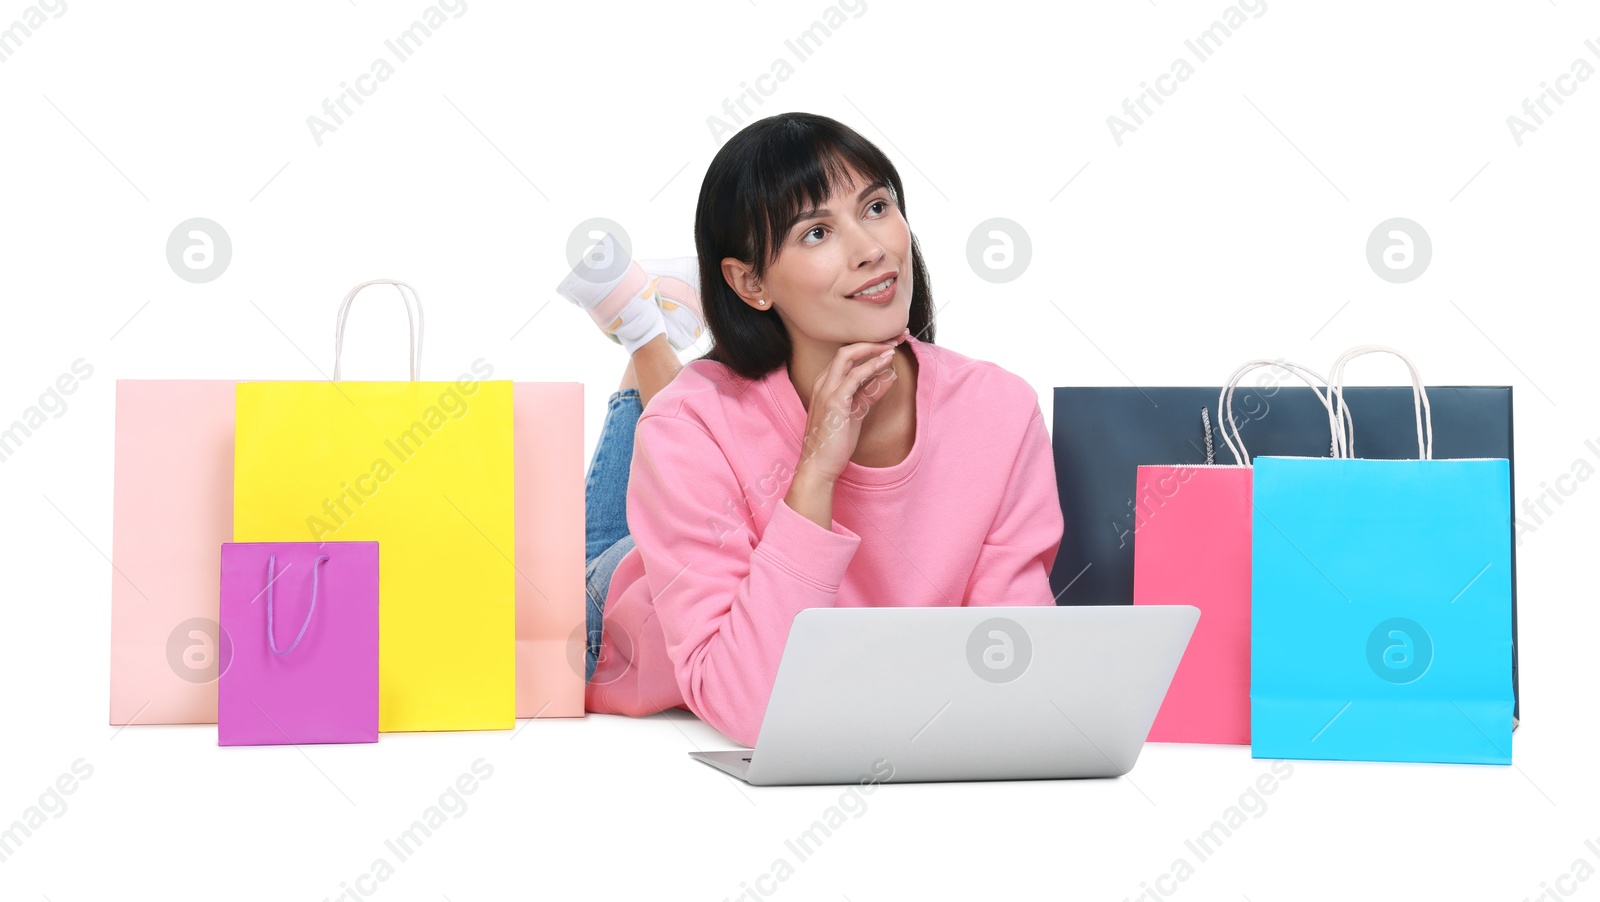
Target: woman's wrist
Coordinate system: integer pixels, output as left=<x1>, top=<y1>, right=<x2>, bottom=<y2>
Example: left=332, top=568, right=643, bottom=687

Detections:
left=784, top=466, right=836, bottom=532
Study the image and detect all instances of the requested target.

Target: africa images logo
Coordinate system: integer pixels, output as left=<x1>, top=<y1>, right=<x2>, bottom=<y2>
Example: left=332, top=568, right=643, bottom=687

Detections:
left=966, top=617, right=1033, bottom=684
left=1365, top=618, right=1433, bottom=685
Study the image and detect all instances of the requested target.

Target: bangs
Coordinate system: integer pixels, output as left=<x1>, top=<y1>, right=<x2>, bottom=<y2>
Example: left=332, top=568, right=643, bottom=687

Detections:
left=744, top=134, right=899, bottom=276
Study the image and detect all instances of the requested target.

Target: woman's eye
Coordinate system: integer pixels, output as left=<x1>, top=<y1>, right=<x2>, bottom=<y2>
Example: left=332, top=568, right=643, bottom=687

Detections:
left=800, top=200, right=890, bottom=244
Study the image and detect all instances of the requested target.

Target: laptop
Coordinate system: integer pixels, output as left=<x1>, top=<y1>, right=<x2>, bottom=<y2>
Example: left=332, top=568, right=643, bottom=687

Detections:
left=689, top=604, right=1200, bottom=786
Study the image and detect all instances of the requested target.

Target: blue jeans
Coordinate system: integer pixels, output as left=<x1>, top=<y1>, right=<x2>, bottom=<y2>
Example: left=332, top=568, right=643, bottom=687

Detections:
left=585, top=388, right=642, bottom=681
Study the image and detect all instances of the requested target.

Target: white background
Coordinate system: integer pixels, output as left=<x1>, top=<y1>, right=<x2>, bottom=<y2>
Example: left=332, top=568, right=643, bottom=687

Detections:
left=2, top=1, right=1596, bottom=899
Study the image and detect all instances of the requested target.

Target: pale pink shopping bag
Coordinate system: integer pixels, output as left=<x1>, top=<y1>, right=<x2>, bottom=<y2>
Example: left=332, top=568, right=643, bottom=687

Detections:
left=109, top=380, right=237, bottom=725
left=514, top=383, right=587, bottom=718
left=1133, top=360, right=1348, bottom=744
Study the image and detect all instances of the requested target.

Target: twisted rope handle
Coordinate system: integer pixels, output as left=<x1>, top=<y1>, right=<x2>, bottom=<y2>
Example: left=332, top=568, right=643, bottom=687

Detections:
left=266, top=553, right=330, bottom=656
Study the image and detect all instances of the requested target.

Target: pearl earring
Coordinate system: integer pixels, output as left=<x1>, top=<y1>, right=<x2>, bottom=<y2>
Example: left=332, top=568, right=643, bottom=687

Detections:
left=758, top=299, right=768, bottom=307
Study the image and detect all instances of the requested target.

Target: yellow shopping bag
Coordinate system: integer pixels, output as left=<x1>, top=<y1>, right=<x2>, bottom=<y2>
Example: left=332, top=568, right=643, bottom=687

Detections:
left=234, top=280, right=515, bottom=732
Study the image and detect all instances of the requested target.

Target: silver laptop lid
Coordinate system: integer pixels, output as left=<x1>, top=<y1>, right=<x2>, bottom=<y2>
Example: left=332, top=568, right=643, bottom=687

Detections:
left=743, top=604, right=1199, bottom=785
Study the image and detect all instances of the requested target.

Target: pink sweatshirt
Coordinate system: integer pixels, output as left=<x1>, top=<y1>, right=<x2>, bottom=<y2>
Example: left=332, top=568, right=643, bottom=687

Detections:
left=584, top=335, right=1064, bottom=747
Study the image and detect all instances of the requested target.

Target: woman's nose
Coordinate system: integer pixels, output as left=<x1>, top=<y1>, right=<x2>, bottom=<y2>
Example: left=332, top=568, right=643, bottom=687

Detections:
left=845, top=223, right=886, bottom=266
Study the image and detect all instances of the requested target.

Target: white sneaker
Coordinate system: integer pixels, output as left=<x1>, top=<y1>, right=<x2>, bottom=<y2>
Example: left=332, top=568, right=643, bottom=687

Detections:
left=636, top=255, right=705, bottom=351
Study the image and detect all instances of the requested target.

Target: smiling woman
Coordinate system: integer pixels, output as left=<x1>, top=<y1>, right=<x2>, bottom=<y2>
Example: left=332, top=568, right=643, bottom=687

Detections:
left=577, top=113, right=1064, bottom=748
left=695, top=115, right=935, bottom=381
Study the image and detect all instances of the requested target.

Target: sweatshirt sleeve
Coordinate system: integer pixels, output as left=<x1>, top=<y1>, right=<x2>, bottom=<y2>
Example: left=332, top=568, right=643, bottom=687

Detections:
left=626, top=412, right=862, bottom=747
left=962, top=403, right=1064, bottom=608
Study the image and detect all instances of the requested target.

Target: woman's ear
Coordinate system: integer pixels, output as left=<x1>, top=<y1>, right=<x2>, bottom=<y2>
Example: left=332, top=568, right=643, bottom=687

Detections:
left=721, top=257, right=768, bottom=312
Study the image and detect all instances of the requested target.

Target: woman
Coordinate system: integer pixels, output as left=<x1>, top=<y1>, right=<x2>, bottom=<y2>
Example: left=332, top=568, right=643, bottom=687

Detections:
left=559, top=112, right=1063, bottom=748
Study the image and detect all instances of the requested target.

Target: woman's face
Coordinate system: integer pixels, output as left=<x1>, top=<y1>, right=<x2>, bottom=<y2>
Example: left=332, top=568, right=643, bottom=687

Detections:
left=729, top=165, right=913, bottom=346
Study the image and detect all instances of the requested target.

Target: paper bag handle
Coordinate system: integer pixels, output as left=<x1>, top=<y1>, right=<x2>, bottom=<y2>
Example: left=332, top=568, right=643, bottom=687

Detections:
left=266, top=554, right=329, bottom=656
left=333, top=279, right=425, bottom=381
left=1218, top=359, right=1352, bottom=465
left=1327, top=345, right=1433, bottom=460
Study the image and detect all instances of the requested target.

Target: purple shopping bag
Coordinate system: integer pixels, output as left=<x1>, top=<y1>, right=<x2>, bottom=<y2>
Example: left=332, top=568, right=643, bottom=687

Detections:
left=218, top=542, right=379, bottom=746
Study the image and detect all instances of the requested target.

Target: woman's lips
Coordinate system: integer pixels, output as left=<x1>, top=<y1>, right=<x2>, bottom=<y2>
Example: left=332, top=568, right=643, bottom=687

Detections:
left=848, top=275, right=897, bottom=304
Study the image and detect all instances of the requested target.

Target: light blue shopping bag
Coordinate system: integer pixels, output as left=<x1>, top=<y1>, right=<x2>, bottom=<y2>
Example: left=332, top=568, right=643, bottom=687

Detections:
left=1249, top=347, right=1515, bottom=765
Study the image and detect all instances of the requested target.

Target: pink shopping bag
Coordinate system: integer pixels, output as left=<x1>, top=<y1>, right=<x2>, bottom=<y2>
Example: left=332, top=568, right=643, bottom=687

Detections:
left=1134, top=464, right=1253, bottom=743
left=514, top=383, right=587, bottom=718
left=1133, top=360, right=1348, bottom=744
left=109, top=380, right=237, bottom=725
left=218, top=542, right=379, bottom=746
